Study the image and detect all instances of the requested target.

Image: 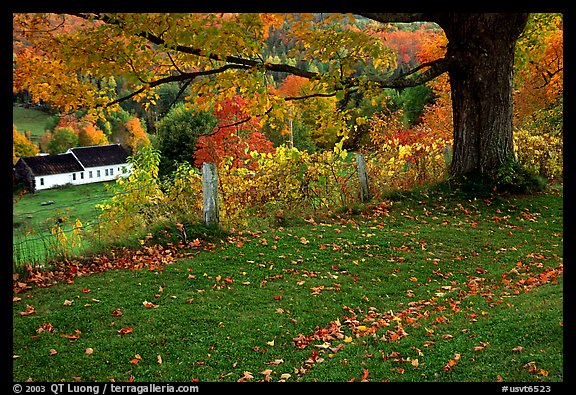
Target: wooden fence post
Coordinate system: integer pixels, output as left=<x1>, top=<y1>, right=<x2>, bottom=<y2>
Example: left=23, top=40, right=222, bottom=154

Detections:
left=443, top=145, right=453, bottom=167
left=202, top=162, right=220, bottom=228
left=355, top=153, right=371, bottom=203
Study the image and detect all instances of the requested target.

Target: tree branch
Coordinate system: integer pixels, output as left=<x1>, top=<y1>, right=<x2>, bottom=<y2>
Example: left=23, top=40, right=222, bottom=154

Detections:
left=373, top=57, right=450, bottom=88
left=68, top=12, right=450, bottom=109
left=105, top=64, right=250, bottom=107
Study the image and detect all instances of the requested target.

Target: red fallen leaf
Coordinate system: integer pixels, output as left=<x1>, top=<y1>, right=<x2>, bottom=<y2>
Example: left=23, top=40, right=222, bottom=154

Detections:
left=273, top=295, right=283, bottom=300
left=20, top=305, right=35, bottom=316
left=112, top=308, right=123, bottom=317
left=118, top=327, right=133, bottom=336
left=36, top=323, right=54, bottom=333
left=310, top=349, right=319, bottom=362
left=82, top=288, right=91, bottom=293
left=361, top=369, right=369, bottom=381
left=61, top=332, right=81, bottom=340
left=126, top=375, right=134, bottom=382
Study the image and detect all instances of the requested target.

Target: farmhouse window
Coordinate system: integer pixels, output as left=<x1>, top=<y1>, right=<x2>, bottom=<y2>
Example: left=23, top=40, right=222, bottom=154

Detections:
left=105, top=169, right=109, bottom=176
left=81, top=172, right=84, bottom=179
left=89, top=171, right=93, bottom=178
left=73, top=173, right=76, bottom=180
left=97, top=170, right=101, bottom=177
left=40, top=178, right=44, bottom=186
left=110, top=168, right=114, bottom=175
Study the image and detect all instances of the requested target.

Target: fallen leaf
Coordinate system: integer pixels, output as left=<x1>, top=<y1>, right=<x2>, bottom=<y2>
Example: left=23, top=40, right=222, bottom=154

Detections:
left=49, top=349, right=58, bottom=356
left=265, top=359, right=284, bottom=365
left=130, top=354, right=143, bottom=364
left=267, top=340, right=275, bottom=346
left=112, top=308, right=123, bottom=317
left=143, top=300, right=158, bottom=308
left=237, top=371, right=253, bottom=382
left=538, top=369, right=549, bottom=376
left=361, top=369, right=369, bottom=381
left=85, top=348, right=94, bottom=355
left=63, top=299, right=73, bottom=306
left=36, top=323, right=54, bottom=333
left=280, top=373, right=291, bottom=380
left=117, top=327, right=133, bottom=336
left=524, top=361, right=538, bottom=374
left=82, top=288, right=90, bottom=293
left=20, top=305, right=35, bottom=316
left=260, top=369, right=273, bottom=376
left=157, top=354, right=163, bottom=364
left=512, top=346, right=524, bottom=352
left=61, top=331, right=81, bottom=340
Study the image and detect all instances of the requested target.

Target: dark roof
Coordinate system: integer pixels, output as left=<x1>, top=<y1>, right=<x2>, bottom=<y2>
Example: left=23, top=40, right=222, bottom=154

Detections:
left=69, top=144, right=129, bottom=167
left=17, top=153, right=84, bottom=176
left=15, top=144, right=131, bottom=177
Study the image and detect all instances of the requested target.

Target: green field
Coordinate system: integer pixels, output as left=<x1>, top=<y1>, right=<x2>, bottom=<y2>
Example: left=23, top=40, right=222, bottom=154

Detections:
left=13, top=105, right=52, bottom=144
left=13, top=182, right=115, bottom=266
left=12, top=184, right=563, bottom=382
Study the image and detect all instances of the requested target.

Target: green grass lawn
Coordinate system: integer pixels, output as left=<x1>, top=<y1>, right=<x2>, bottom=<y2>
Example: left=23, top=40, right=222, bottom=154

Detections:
left=12, top=185, right=563, bottom=382
left=13, top=106, right=52, bottom=144
left=13, top=182, right=116, bottom=266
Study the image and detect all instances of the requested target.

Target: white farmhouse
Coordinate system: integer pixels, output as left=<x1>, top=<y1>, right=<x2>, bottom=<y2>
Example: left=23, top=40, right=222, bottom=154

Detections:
left=14, top=144, right=132, bottom=192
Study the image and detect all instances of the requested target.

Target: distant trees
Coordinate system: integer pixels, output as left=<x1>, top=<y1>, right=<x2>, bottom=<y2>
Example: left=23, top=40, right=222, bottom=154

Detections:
left=13, top=125, right=39, bottom=163
left=153, top=103, right=217, bottom=176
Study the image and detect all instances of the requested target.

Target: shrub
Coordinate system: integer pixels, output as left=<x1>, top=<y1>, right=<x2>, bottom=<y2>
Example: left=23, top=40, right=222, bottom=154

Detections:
left=513, top=127, right=562, bottom=179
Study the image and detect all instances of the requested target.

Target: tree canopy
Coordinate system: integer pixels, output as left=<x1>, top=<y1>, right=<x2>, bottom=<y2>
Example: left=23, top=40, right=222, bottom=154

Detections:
left=14, top=12, right=561, bottom=179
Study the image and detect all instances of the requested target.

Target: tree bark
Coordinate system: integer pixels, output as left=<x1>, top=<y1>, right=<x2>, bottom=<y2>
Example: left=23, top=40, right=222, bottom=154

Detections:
left=440, top=13, right=529, bottom=177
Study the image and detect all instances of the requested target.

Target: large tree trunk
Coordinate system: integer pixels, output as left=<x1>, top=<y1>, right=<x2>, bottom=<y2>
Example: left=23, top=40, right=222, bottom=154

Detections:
left=440, top=13, right=529, bottom=177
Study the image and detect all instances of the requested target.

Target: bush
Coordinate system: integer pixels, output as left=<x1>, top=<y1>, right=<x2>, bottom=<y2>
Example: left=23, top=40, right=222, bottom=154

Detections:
left=494, top=155, right=547, bottom=194
left=514, top=127, right=562, bottom=179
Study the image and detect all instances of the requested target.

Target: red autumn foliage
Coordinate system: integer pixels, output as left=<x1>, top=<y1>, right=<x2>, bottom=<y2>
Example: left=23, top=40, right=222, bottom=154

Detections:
left=194, top=95, right=274, bottom=168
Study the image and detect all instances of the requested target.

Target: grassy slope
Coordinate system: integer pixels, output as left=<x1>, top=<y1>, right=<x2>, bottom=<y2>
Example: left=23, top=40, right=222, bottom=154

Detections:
left=12, top=186, right=563, bottom=382
left=13, top=106, right=51, bottom=144
left=13, top=182, right=116, bottom=265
